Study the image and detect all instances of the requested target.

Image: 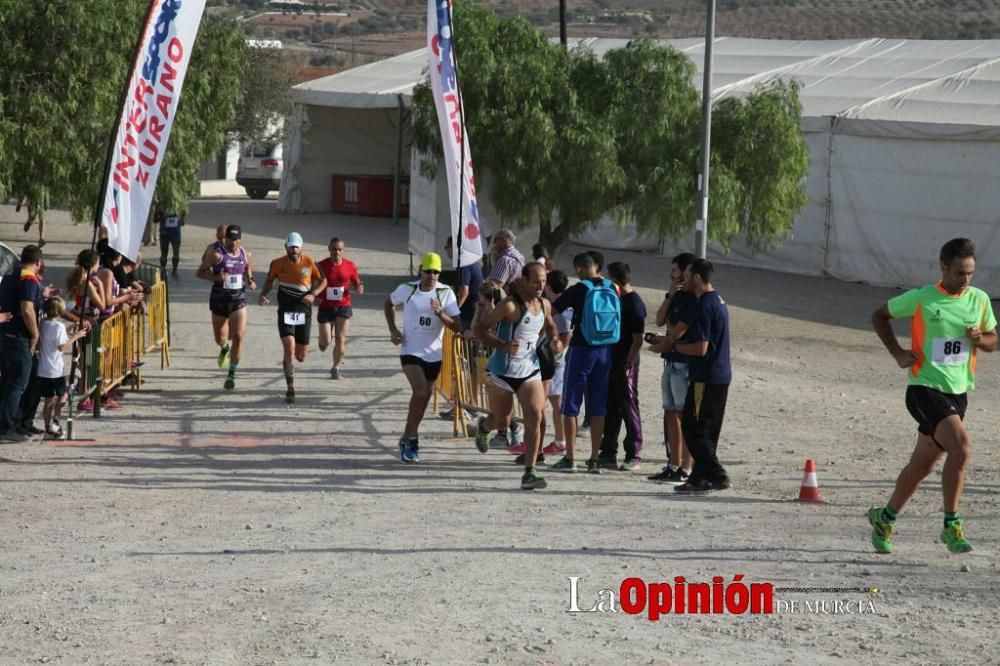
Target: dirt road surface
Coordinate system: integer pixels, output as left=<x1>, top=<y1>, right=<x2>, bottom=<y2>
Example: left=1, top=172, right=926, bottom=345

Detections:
left=2, top=200, right=999, bottom=664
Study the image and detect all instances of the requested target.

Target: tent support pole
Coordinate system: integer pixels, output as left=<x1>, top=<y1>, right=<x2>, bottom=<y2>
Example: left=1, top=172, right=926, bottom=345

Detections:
left=393, top=95, right=405, bottom=226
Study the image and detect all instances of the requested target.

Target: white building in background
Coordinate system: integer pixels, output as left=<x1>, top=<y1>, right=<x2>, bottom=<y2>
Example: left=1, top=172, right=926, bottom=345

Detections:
left=197, top=39, right=286, bottom=185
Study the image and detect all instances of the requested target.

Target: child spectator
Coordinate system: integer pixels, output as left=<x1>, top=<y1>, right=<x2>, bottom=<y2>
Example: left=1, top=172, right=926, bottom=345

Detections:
left=38, top=298, right=88, bottom=439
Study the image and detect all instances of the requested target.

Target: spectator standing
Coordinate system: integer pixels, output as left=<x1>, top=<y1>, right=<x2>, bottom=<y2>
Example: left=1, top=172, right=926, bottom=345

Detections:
left=598, top=262, right=647, bottom=470
left=488, top=229, right=525, bottom=288
left=670, top=259, right=733, bottom=495
left=0, top=245, right=45, bottom=442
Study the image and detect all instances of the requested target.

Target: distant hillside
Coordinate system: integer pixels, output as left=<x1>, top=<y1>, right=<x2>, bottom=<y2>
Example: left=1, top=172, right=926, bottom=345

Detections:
left=211, top=0, right=1000, bottom=70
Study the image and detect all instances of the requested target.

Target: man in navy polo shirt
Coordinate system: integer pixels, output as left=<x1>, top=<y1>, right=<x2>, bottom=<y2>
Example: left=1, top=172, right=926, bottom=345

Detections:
left=0, top=245, right=45, bottom=442
left=666, top=258, right=732, bottom=494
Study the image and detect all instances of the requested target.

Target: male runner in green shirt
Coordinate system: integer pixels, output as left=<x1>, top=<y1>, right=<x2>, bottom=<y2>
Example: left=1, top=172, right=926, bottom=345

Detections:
left=869, top=238, right=997, bottom=554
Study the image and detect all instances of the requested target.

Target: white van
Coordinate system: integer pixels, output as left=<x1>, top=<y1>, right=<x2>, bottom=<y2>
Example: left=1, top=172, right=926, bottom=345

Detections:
left=236, top=142, right=283, bottom=199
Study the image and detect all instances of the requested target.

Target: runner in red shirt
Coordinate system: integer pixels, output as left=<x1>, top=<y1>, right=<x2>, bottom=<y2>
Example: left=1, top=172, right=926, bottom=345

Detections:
left=316, top=237, right=364, bottom=379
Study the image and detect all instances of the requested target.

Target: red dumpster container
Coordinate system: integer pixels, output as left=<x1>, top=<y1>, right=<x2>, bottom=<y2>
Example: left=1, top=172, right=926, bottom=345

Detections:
left=332, top=174, right=409, bottom=217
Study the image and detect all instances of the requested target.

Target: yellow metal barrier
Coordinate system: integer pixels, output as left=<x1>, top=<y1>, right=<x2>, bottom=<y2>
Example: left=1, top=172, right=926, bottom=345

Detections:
left=435, top=328, right=522, bottom=437
left=145, top=280, right=170, bottom=368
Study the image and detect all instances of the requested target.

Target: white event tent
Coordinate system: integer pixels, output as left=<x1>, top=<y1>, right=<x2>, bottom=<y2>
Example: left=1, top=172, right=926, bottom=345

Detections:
left=280, top=37, right=1000, bottom=291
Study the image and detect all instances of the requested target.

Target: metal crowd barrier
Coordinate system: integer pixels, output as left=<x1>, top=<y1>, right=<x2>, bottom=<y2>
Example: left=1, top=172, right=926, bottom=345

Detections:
left=77, top=266, right=171, bottom=417
left=434, top=328, right=521, bottom=437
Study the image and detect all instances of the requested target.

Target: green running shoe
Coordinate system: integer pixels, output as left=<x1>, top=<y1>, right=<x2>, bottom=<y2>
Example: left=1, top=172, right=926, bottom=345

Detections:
left=866, top=507, right=895, bottom=554
left=224, top=376, right=235, bottom=390
left=550, top=456, right=577, bottom=473
left=941, top=520, right=973, bottom=553
left=520, top=469, right=547, bottom=490
left=217, top=342, right=231, bottom=369
left=474, top=416, right=490, bottom=453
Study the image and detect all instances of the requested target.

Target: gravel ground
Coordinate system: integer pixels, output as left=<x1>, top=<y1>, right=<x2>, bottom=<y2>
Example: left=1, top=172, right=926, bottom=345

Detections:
left=2, top=199, right=999, bottom=665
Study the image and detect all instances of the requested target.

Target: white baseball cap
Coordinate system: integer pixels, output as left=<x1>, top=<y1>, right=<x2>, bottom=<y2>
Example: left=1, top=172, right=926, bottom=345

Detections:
left=286, top=232, right=303, bottom=247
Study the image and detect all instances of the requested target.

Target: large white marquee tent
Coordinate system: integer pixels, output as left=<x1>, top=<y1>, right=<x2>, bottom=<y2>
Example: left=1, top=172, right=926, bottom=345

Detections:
left=280, top=37, right=1000, bottom=291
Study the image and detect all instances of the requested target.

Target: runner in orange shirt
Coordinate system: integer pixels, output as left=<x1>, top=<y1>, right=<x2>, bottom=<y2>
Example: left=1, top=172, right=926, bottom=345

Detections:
left=257, top=232, right=326, bottom=404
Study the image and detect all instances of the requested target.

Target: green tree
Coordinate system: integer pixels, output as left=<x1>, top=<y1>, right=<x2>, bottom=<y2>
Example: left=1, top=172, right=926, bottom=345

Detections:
left=231, top=44, right=294, bottom=148
left=411, top=2, right=809, bottom=253
left=0, top=0, right=247, bottom=221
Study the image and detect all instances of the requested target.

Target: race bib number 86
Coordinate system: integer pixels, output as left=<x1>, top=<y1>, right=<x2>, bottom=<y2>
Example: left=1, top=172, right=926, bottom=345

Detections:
left=932, top=337, right=969, bottom=366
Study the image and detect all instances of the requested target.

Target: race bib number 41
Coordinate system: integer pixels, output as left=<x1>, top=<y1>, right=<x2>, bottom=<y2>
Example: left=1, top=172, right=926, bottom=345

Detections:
left=932, top=337, right=969, bottom=366
left=283, top=311, right=306, bottom=326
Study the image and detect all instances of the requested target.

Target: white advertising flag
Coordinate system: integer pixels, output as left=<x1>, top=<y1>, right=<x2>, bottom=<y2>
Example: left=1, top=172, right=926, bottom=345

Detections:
left=99, top=0, right=207, bottom=261
left=427, top=0, right=484, bottom=268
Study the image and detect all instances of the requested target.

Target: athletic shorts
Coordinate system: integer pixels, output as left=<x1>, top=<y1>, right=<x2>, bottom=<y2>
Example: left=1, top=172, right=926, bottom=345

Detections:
left=39, top=376, right=67, bottom=398
left=548, top=360, right=566, bottom=397
left=277, top=309, right=311, bottom=345
left=661, top=360, right=690, bottom=412
left=560, top=345, right=611, bottom=418
left=488, top=369, right=541, bottom=394
left=400, top=354, right=442, bottom=382
left=905, top=385, right=967, bottom=436
left=317, top=306, right=353, bottom=324
left=159, top=229, right=181, bottom=249
left=210, top=298, right=247, bottom=318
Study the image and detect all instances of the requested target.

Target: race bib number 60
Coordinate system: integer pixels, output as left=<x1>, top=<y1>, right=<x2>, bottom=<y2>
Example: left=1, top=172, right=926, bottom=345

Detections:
left=284, top=311, right=306, bottom=326
left=932, top=337, right=969, bottom=366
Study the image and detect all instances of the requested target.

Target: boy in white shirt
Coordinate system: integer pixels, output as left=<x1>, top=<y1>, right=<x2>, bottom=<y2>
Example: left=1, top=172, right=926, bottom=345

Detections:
left=39, top=298, right=87, bottom=439
left=383, top=252, right=461, bottom=463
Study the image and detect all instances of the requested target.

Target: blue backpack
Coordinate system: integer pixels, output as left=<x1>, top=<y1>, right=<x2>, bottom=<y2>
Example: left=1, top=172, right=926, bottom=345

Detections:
left=579, top=278, right=620, bottom=346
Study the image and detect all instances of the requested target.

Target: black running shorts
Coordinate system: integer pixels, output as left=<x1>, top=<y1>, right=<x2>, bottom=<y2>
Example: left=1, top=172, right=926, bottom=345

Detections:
left=905, top=385, right=967, bottom=436
left=400, top=355, right=442, bottom=382
left=317, top=305, right=353, bottom=324
left=277, top=309, right=312, bottom=345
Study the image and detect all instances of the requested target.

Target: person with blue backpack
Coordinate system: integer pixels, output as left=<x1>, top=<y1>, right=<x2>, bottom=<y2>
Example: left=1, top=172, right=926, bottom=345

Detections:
left=550, top=252, right=621, bottom=474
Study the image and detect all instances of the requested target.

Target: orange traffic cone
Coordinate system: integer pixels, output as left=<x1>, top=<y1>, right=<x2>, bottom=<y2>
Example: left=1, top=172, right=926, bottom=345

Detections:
left=796, top=459, right=826, bottom=503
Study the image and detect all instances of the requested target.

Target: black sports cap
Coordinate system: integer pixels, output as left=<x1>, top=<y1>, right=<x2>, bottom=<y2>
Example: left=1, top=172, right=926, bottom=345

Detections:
left=226, top=225, right=242, bottom=240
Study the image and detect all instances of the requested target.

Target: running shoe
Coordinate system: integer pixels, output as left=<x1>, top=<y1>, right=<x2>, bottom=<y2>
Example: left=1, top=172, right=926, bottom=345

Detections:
left=520, top=470, right=547, bottom=490
left=675, top=478, right=725, bottom=495
left=0, top=430, right=30, bottom=443
left=542, top=441, right=566, bottom=455
left=475, top=417, right=490, bottom=453
left=330, top=367, right=341, bottom=380
left=866, top=507, right=895, bottom=554
left=45, top=428, right=66, bottom=441
left=217, top=342, right=231, bottom=369
left=224, top=376, right=235, bottom=390
left=550, top=456, right=577, bottom=473
left=77, top=398, right=94, bottom=412
left=507, top=443, right=525, bottom=455
left=45, top=423, right=64, bottom=438
left=402, top=438, right=419, bottom=464
left=398, top=437, right=408, bottom=463
left=285, top=387, right=295, bottom=404
left=510, top=422, right=524, bottom=446
left=514, top=453, right=546, bottom=465
left=596, top=455, right=618, bottom=471
left=648, top=466, right=690, bottom=484
left=941, top=520, right=973, bottom=553
left=620, top=457, right=642, bottom=471
left=586, top=458, right=604, bottom=475
left=489, top=431, right=510, bottom=449
left=439, top=407, right=475, bottom=420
